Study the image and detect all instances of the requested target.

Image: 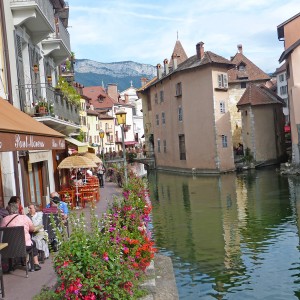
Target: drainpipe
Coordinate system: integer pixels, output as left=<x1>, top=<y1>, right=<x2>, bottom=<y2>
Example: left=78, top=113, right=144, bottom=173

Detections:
left=0, top=1, right=21, bottom=195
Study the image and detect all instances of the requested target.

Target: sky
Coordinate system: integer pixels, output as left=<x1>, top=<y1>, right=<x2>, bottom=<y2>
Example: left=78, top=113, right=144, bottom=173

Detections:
left=68, top=0, right=300, bottom=73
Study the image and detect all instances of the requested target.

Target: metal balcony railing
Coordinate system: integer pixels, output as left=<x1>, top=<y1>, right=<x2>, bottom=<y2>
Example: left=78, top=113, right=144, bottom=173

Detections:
left=47, top=17, right=71, bottom=51
left=17, top=83, right=79, bottom=125
left=10, top=0, right=55, bottom=31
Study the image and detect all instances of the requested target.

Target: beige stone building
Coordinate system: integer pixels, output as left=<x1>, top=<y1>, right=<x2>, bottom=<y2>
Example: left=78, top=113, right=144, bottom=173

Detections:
left=138, top=41, right=236, bottom=173
left=228, top=45, right=270, bottom=148
left=237, top=84, right=285, bottom=163
left=278, top=12, right=300, bottom=164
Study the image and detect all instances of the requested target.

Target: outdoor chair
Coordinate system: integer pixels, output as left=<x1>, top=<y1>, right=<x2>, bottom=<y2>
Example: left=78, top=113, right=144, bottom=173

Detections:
left=43, top=213, right=69, bottom=252
left=0, top=231, right=5, bottom=297
left=0, top=226, right=34, bottom=278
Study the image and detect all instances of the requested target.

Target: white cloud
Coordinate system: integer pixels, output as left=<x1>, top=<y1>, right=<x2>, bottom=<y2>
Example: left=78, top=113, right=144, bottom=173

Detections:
left=68, top=0, right=300, bottom=72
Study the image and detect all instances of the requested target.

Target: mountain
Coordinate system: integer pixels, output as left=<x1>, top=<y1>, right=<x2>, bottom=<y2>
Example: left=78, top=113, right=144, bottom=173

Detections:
left=74, top=59, right=156, bottom=91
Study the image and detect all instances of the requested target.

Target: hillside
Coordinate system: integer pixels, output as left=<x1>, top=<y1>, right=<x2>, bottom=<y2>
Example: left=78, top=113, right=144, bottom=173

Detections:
left=74, top=59, right=156, bottom=91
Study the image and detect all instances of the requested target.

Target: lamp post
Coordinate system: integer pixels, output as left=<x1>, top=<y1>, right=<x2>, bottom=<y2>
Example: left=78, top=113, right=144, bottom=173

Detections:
left=115, top=110, right=127, bottom=185
left=99, top=129, right=105, bottom=165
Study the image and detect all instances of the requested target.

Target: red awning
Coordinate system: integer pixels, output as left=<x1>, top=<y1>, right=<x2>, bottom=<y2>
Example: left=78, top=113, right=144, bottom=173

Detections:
left=124, top=141, right=138, bottom=146
left=284, top=126, right=291, bottom=133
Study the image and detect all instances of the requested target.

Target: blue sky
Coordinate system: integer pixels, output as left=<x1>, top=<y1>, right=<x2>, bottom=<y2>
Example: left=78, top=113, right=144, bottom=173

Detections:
left=68, top=0, right=300, bottom=73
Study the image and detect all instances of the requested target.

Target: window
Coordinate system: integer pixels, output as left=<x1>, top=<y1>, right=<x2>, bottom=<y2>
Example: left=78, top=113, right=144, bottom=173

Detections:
left=132, top=106, right=137, bottom=115
left=162, top=112, right=165, bottom=124
left=241, top=82, right=246, bottom=89
left=286, top=64, right=290, bottom=79
left=222, top=135, right=228, bottom=148
left=160, top=90, right=164, bottom=103
left=157, top=139, right=161, bottom=153
left=220, top=101, right=226, bottom=114
left=238, top=64, right=245, bottom=71
left=218, top=74, right=228, bottom=88
left=279, top=74, right=285, bottom=82
left=156, top=114, right=159, bottom=126
left=179, top=134, right=186, bottom=160
left=178, top=106, right=183, bottom=121
left=154, top=93, right=158, bottom=104
left=175, top=82, right=182, bottom=96
left=280, top=85, right=288, bottom=95
left=163, top=140, right=167, bottom=153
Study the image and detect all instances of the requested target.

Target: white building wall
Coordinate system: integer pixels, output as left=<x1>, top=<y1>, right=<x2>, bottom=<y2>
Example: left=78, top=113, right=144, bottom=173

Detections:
left=276, top=70, right=289, bottom=124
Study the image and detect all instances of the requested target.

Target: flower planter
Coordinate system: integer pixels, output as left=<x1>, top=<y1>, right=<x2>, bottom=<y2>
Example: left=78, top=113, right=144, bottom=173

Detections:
left=38, top=106, right=47, bottom=115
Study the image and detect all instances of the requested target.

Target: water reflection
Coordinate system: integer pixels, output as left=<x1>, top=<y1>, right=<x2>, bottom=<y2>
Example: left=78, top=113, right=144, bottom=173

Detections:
left=148, top=168, right=300, bottom=299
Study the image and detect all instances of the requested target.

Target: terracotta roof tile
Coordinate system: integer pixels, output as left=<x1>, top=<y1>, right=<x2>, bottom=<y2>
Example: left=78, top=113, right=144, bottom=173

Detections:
left=169, top=40, right=188, bottom=67
left=83, top=86, right=118, bottom=110
left=228, top=53, right=270, bottom=83
left=140, top=51, right=234, bottom=91
left=86, top=109, right=99, bottom=116
left=237, top=84, right=284, bottom=107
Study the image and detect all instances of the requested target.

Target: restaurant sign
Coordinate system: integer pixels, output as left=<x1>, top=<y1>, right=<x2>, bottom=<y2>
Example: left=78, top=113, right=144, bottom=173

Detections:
left=0, top=132, right=65, bottom=151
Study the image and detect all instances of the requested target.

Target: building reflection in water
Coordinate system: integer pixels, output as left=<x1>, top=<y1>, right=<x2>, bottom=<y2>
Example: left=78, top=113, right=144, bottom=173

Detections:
left=148, top=169, right=300, bottom=299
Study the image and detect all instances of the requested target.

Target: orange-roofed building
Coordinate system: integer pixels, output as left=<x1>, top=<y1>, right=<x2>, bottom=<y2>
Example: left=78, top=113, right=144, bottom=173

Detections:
left=237, top=84, right=285, bottom=163
left=228, top=44, right=271, bottom=148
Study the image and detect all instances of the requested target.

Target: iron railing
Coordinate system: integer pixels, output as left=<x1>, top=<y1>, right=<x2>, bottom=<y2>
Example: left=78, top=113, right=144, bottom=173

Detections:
left=17, top=83, right=79, bottom=125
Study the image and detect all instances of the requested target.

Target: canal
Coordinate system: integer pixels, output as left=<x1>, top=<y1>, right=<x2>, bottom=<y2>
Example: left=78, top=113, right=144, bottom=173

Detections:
left=146, top=167, right=300, bottom=299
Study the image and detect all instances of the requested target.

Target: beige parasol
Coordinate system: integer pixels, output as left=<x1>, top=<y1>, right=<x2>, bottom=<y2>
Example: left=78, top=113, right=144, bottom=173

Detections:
left=83, top=152, right=102, bottom=164
left=57, top=155, right=97, bottom=169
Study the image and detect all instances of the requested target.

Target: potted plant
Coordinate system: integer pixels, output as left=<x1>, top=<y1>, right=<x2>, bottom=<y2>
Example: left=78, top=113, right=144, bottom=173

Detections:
left=35, top=101, right=48, bottom=115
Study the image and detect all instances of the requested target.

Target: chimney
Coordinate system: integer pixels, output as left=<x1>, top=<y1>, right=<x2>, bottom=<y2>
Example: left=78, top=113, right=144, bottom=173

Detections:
left=196, top=42, right=204, bottom=59
left=172, top=54, right=178, bottom=70
left=107, top=83, right=118, bottom=102
left=237, top=44, right=243, bottom=54
left=124, top=94, right=129, bottom=103
left=140, top=77, right=148, bottom=87
left=163, top=58, right=169, bottom=75
left=156, top=63, right=162, bottom=79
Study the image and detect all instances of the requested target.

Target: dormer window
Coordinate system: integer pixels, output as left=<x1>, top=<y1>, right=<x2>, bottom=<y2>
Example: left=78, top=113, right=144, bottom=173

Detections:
left=238, top=62, right=246, bottom=71
left=98, top=96, right=104, bottom=103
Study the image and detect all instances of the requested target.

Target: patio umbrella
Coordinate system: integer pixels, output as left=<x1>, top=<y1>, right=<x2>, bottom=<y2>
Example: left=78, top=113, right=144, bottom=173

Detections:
left=82, top=152, right=102, bottom=164
left=57, top=155, right=97, bottom=169
left=57, top=156, right=97, bottom=208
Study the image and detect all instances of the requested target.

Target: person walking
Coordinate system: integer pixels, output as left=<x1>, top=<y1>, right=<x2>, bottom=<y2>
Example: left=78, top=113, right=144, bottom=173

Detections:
left=97, top=163, right=106, bottom=188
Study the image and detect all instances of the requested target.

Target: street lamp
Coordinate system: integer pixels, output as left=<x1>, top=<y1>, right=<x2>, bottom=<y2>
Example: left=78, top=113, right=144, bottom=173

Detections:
left=99, top=129, right=105, bottom=164
left=115, top=109, right=127, bottom=184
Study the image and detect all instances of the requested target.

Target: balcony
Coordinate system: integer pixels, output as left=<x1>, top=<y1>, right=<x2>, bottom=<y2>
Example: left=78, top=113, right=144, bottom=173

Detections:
left=42, top=17, right=71, bottom=65
left=10, top=0, right=55, bottom=44
left=105, top=127, right=113, bottom=134
left=17, top=83, right=80, bottom=135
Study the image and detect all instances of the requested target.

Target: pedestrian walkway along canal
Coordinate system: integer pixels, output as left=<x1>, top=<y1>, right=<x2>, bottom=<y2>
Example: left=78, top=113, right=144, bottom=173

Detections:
left=147, top=167, right=300, bottom=299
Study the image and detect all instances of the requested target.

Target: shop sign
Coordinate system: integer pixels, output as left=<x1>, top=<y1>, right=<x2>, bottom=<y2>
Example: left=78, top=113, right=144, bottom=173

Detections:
left=0, top=132, right=65, bottom=151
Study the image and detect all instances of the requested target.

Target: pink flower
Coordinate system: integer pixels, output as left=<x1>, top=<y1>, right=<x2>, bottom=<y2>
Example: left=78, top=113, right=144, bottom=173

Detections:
left=102, top=252, right=109, bottom=261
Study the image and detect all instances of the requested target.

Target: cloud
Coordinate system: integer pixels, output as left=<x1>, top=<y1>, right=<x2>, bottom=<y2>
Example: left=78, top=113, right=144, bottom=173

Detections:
left=68, top=0, right=300, bottom=72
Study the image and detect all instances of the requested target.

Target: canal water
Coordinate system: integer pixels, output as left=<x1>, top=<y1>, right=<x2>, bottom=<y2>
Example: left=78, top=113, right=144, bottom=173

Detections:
left=147, top=167, right=300, bottom=299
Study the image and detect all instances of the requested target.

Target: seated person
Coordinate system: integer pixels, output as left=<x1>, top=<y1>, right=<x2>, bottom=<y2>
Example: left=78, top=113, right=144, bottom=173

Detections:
left=72, top=172, right=84, bottom=186
left=46, top=192, right=69, bottom=220
left=1, top=202, right=42, bottom=271
left=7, top=195, right=24, bottom=215
left=27, top=203, right=49, bottom=260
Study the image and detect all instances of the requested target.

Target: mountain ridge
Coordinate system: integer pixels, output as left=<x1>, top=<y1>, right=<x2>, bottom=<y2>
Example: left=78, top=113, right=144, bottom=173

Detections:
left=74, top=59, right=156, bottom=91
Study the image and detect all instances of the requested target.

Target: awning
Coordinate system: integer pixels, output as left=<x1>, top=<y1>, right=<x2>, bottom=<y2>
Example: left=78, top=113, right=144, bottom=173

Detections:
left=124, top=141, right=138, bottom=146
left=0, top=98, right=65, bottom=151
left=65, top=137, right=88, bottom=153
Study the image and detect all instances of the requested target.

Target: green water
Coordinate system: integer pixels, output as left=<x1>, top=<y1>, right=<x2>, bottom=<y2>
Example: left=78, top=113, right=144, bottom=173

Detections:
left=147, top=168, right=300, bottom=299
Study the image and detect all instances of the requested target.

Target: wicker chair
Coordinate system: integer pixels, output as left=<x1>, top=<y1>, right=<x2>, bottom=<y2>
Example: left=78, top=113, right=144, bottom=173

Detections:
left=0, top=226, right=34, bottom=278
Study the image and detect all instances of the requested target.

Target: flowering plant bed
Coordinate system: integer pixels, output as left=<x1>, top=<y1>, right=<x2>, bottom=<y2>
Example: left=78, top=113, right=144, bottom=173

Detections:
left=50, top=173, right=156, bottom=299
